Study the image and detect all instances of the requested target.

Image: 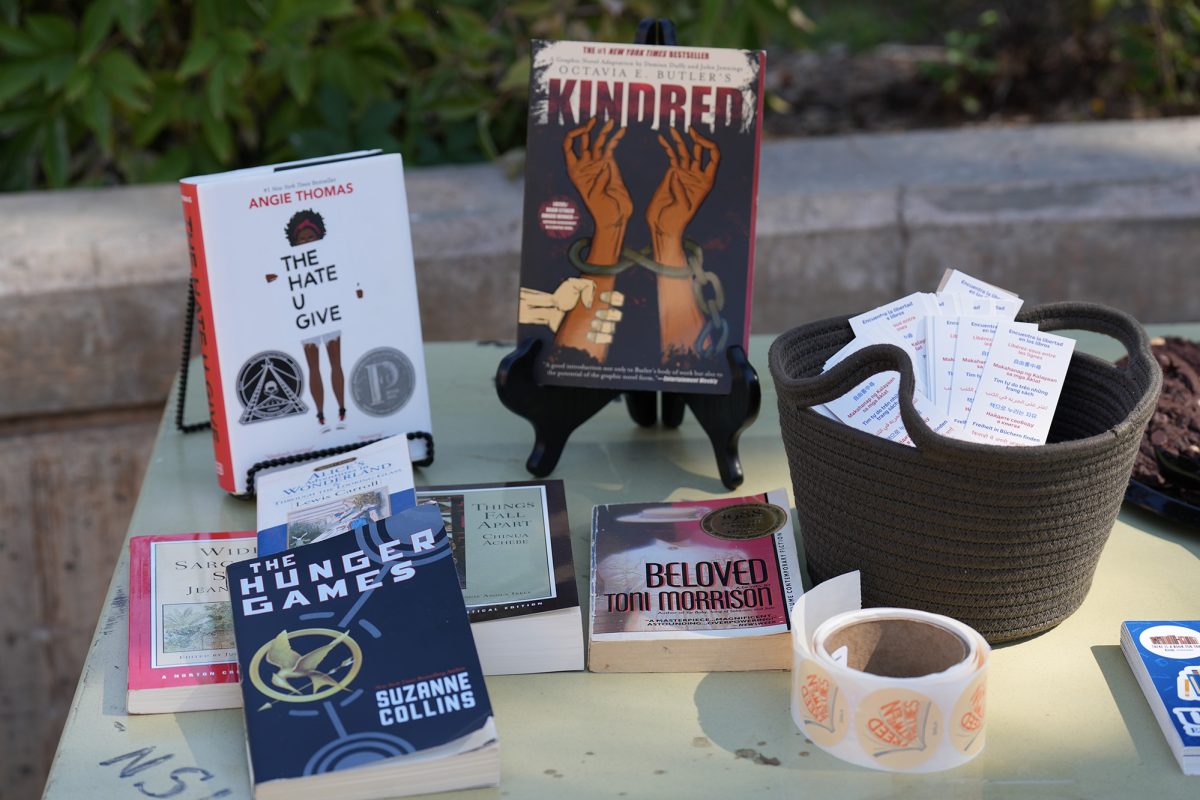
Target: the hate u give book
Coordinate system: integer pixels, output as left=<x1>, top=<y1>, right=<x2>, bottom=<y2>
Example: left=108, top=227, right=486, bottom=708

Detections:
left=180, top=151, right=432, bottom=495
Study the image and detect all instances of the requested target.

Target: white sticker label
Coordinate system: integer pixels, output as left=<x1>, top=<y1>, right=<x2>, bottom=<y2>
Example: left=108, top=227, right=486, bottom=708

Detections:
left=1140, top=624, right=1200, bottom=659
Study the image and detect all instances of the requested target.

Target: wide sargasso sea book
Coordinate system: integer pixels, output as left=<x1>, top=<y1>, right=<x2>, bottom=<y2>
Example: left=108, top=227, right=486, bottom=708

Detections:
left=589, top=489, right=801, bottom=672
left=517, top=39, right=765, bottom=394
left=1120, top=620, right=1200, bottom=775
left=180, top=151, right=432, bottom=496
left=127, top=531, right=257, bottom=714
left=255, top=435, right=416, bottom=555
left=228, top=504, right=499, bottom=800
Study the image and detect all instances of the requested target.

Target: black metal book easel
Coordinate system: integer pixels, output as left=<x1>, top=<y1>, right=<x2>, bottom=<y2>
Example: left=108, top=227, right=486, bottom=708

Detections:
left=495, top=18, right=761, bottom=491
left=175, top=281, right=434, bottom=498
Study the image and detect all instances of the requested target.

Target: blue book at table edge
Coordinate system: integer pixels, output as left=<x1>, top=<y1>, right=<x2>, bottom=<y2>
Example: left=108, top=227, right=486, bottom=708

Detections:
left=1120, top=620, right=1200, bottom=776
left=228, top=503, right=500, bottom=800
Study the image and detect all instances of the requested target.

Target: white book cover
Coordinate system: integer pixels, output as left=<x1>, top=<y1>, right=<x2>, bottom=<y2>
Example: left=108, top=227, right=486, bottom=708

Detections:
left=254, top=435, right=417, bottom=555
left=180, top=152, right=432, bottom=495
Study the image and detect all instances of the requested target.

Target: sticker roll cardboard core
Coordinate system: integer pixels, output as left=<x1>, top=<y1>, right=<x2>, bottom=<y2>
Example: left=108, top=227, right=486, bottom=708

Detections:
left=821, top=618, right=969, bottom=678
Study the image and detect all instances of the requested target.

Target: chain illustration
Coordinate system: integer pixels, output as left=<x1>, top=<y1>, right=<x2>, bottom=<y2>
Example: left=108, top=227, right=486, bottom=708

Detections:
left=567, top=237, right=727, bottom=357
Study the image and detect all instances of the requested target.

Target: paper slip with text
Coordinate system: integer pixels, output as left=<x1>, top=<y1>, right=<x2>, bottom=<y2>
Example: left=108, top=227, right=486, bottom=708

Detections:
left=945, top=295, right=1024, bottom=320
left=928, top=299, right=1023, bottom=414
left=962, top=325, right=1075, bottom=446
left=947, top=318, right=1038, bottom=426
left=924, top=297, right=957, bottom=396
left=928, top=316, right=961, bottom=414
left=821, top=337, right=958, bottom=446
left=848, top=293, right=935, bottom=397
left=938, top=268, right=1020, bottom=300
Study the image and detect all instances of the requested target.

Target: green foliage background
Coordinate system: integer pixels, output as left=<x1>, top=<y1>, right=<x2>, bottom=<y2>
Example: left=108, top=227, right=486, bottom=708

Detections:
left=0, top=0, right=809, bottom=190
left=1, top=1, right=1196, bottom=191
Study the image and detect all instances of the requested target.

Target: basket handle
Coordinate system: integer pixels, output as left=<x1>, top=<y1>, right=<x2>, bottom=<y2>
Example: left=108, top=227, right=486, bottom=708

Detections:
left=1013, top=301, right=1154, bottom=376
left=787, top=339, right=952, bottom=450
left=771, top=301, right=1156, bottom=452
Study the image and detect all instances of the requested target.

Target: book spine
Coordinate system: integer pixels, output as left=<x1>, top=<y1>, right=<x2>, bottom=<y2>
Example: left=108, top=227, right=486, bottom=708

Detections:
left=743, top=50, right=766, bottom=345
left=180, top=183, right=235, bottom=493
left=126, top=537, right=150, bottom=689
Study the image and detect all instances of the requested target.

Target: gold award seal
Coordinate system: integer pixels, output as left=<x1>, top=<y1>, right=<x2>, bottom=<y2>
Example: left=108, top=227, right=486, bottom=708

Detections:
left=795, top=658, right=848, bottom=747
left=855, top=687, right=943, bottom=770
left=249, top=627, right=362, bottom=707
left=700, top=502, right=787, bottom=540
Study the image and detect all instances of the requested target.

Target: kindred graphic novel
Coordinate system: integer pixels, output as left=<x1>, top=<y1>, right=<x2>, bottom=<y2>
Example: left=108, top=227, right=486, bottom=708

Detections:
left=517, top=40, right=765, bottom=394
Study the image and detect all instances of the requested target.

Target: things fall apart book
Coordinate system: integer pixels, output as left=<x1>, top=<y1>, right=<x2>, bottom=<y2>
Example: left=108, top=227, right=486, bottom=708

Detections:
left=588, top=489, right=801, bottom=672
left=418, top=480, right=583, bottom=675
left=257, top=470, right=583, bottom=676
left=127, top=531, right=257, bottom=714
left=180, top=151, right=432, bottom=495
left=516, top=40, right=765, bottom=394
left=227, top=504, right=499, bottom=800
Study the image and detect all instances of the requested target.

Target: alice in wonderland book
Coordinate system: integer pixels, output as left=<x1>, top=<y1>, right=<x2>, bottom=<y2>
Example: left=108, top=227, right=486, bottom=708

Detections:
left=255, top=435, right=416, bottom=555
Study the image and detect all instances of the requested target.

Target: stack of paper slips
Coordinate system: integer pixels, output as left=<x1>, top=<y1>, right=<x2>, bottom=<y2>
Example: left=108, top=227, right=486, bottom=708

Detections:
left=814, top=270, right=1076, bottom=447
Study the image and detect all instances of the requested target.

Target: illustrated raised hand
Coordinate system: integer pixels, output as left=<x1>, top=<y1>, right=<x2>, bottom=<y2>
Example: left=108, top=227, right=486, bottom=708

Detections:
left=563, top=117, right=631, bottom=265
left=645, top=126, right=720, bottom=266
left=644, top=126, right=720, bottom=357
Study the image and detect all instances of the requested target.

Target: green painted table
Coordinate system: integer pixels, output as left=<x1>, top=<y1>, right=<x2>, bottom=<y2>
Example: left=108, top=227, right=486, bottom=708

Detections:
left=44, top=331, right=1200, bottom=799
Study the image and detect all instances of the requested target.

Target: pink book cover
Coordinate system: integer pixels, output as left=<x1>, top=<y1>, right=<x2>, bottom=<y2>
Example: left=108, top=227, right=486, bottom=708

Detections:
left=127, top=531, right=256, bottom=693
left=590, top=489, right=799, bottom=638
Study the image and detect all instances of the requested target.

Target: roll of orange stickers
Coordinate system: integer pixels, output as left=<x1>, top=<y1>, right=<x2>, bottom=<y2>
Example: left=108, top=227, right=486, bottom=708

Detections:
left=790, top=571, right=990, bottom=772
left=793, top=658, right=849, bottom=748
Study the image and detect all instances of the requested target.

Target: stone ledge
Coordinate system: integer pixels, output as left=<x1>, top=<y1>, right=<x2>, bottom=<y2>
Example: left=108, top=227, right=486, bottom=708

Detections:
left=3, top=117, right=1199, bottom=419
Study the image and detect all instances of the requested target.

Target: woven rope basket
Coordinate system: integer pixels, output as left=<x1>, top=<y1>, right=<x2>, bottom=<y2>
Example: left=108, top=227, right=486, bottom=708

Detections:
left=768, top=302, right=1162, bottom=643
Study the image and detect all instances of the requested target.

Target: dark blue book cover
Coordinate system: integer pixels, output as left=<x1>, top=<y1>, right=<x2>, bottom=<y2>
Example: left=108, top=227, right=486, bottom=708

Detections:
left=1121, top=620, right=1200, bottom=773
left=228, top=503, right=496, bottom=786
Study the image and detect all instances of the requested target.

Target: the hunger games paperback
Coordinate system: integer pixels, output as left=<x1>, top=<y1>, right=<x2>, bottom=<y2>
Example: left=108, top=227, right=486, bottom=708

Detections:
left=227, top=504, right=499, bottom=799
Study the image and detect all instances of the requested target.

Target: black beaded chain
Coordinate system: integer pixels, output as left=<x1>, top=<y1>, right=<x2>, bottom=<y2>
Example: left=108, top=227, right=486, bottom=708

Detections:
left=174, top=281, right=212, bottom=433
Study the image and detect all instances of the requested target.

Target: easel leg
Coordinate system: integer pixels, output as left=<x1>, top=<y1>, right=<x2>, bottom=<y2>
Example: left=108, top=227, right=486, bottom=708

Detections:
left=626, top=391, right=658, bottom=426
left=496, top=338, right=619, bottom=476
left=661, top=393, right=686, bottom=428
left=682, top=347, right=761, bottom=490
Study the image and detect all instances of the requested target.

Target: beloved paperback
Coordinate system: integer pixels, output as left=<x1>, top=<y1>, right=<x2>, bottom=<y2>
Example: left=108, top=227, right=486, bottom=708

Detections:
left=588, top=489, right=801, bottom=672
left=180, top=151, right=432, bottom=495
left=256, top=435, right=416, bottom=555
left=517, top=39, right=765, bottom=393
left=1121, top=620, right=1200, bottom=775
left=127, top=531, right=256, bottom=714
left=228, top=504, right=499, bottom=800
